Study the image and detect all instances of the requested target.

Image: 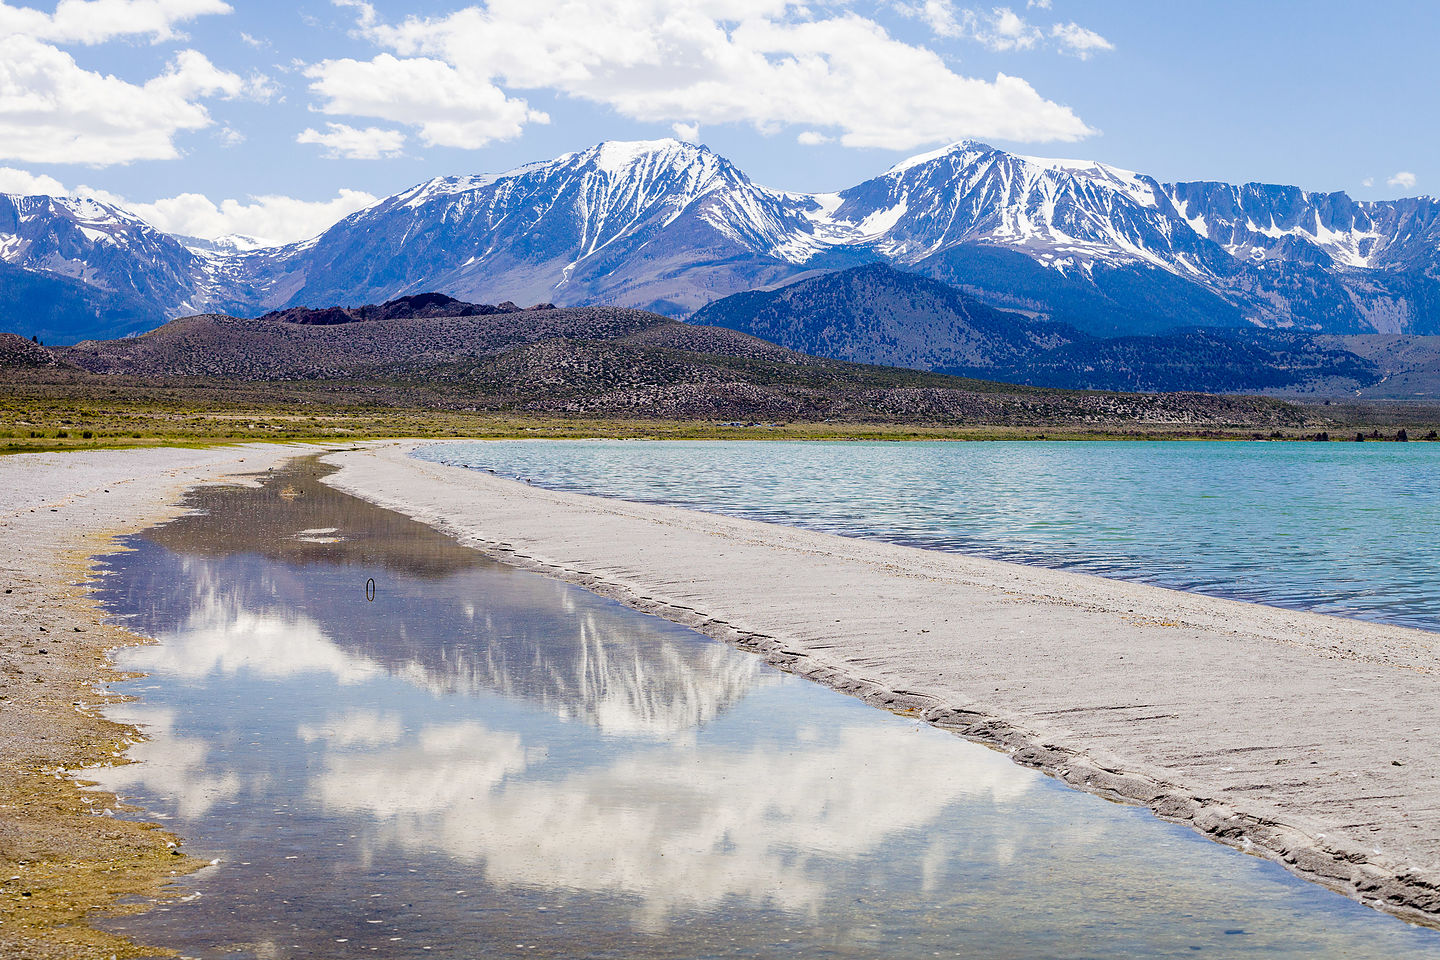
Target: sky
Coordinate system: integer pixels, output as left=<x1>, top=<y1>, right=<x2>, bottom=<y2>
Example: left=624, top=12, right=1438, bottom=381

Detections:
left=0, top=0, right=1433, bottom=245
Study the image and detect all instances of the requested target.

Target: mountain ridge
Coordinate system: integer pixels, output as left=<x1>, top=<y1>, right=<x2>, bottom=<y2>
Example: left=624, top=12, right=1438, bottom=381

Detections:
left=691, top=263, right=1384, bottom=394
left=3, top=138, right=1439, bottom=344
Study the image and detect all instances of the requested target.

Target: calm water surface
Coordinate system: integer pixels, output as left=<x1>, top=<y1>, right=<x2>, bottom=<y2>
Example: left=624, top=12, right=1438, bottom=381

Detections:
left=417, top=440, right=1440, bottom=632
left=86, top=458, right=1440, bottom=958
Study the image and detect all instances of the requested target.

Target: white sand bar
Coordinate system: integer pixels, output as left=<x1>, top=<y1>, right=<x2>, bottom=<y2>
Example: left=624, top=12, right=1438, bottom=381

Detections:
left=326, top=443, right=1440, bottom=926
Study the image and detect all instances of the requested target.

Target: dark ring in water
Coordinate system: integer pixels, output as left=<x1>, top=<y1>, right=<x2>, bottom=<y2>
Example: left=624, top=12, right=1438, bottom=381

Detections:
left=365, top=577, right=375, bottom=602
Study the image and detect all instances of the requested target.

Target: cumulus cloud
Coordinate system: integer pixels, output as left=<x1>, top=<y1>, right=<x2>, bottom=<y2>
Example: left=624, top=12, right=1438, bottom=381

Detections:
left=0, top=35, right=247, bottom=164
left=122, top=187, right=379, bottom=243
left=0, top=0, right=232, bottom=45
left=1361, top=176, right=1374, bottom=188
left=303, top=52, right=546, bottom=149
left=1387, top=171, right=1417, bottom=189
left=297, top=121, right=406, bottom=159
left=316, top=0, right=1093, bottom=151
left=0, top=165, right=69, bottom=194
left=0, top=165, right=377, bottom=244
left=671, top=121, right=700, bottom=143
left=1051, top=21, right=1113, bottom=58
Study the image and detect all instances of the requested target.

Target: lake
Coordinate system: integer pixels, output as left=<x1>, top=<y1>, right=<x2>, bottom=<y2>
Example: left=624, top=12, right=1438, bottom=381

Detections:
left=417, top=439, right=1440, bottom=632
left=85, top=456, right=1440, bottom=958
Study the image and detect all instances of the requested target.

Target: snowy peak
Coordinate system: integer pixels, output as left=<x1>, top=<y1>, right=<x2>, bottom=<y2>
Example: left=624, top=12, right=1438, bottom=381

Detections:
left=881, top=139, right=996, bottom=175
left=1, top=193, right=155, bottom=256
left=0, top=191, right=199, bottom=285
left=1162, top=180, right=1389, bottom=268
left=824, top=139, right=1197, bottom=274
left=176, top=233, right=276, bottom=256
left=390, top=139, right=742, bottom=215
left=250, top=138, right=824, bottom=313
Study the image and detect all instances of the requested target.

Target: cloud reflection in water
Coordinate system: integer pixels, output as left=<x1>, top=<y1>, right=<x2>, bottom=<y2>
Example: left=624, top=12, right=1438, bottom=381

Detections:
left=310, top=717, right=1035, bottom=929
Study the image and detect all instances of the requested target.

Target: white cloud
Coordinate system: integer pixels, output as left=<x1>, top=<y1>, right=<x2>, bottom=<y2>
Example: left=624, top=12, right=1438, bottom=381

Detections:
left=895, top=4, right=1112, bottom=60
left=0, top=0, right=232, bottom=45
left=297, top=709, right=404, bottom=747
left=671, top=121, right=700, bottom=143
left=1051, top=21, right=1113, bottom=59
left=124, top=187, right=379, bottom=243
left=322, top=0, right=1093, bottom=151
left=87, top=705, right=242, bottom=821
left=0, top=165, right=377, bottom=244
left=241, top=69, right=278, bottom=102
left=978, top=7, right=1044, bottom=51
left=0, top=35, right=244, bottom=164
left=797, top=130, right=831, bottom=145
left=894, top=0, right=969, bottom=38
left=0, top=165, right=69, bottom=194
left=1388, top=171, right=1417, bottom=189
left=313, top=720, right=1038, bottom=929
left=1361, top=176, right=1374, bottom=188
left=304, top=53, right=546, bottom=149
left=125, top=600, right=385, bottom=682
left=297, top=121, right=406, bottom=159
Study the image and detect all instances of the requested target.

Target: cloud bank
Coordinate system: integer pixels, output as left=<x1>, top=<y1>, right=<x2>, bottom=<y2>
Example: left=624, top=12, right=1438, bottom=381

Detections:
left=307, top=0, right=1095, bottom=151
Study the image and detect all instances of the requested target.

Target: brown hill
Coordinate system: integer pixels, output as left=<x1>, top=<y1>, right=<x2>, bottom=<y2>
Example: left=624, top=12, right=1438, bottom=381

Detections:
left=49, top=294, right=1313, bottom=429
left=0, top=332, right=67, bottom=368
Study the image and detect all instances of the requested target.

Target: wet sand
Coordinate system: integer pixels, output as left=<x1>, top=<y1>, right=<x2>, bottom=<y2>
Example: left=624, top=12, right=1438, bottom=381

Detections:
left=323, top=441, right=1440, bottom=928
left=0, top=443, right=345, bottom=958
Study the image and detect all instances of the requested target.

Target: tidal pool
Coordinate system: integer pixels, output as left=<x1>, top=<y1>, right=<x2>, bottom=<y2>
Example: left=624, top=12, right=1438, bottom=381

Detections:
left=88, top=458, right=1440, bottom=958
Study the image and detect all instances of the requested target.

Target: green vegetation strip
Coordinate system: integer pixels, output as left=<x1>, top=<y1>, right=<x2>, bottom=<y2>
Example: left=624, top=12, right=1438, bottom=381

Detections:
left=2, top=371, right=1437, bottom=453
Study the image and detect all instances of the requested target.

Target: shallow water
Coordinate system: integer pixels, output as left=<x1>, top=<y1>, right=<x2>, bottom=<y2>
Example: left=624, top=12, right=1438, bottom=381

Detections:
left=417, top=439, right=1440, bottom=632
left=90, top=459, right=1440, bottom=958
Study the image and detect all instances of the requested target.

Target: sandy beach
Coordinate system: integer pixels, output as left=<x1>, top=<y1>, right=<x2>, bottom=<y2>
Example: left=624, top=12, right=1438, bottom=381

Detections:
left=322, top=441, right=1440, bottom=927
left=0, top=443, right=346, bottom=958
left=7, top=439, right=1440, bottom=954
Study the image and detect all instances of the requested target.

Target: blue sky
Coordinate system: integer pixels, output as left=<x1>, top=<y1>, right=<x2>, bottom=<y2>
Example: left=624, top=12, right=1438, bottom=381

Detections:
left=0, top=0, right=1432, bottom=243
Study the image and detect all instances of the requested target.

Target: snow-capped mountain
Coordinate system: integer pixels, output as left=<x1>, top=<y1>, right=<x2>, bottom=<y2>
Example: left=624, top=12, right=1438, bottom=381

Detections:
left=0, top=194, right=256, bottom=341
left=821, top=141, right=1440, bottom=335
left=245, top=139, right=820, bottom=315
left=822, top=142, right=1224, bottom=274
left=3, top=137, right=1440, bottom=343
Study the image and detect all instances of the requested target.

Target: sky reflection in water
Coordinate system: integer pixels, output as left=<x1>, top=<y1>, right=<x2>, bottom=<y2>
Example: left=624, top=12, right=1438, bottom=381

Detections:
left=88, top=459, right=1440, bottom=958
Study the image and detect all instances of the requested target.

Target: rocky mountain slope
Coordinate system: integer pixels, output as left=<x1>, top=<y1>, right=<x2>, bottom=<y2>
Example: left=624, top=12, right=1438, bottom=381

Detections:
left=4, top=139, right=1440, bottom=346
left=691, top=264, right=1382, bottom=393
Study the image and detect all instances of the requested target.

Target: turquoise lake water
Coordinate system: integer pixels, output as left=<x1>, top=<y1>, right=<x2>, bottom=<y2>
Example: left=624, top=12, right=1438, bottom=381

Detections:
left=416, top=440, right=1440, bottom=633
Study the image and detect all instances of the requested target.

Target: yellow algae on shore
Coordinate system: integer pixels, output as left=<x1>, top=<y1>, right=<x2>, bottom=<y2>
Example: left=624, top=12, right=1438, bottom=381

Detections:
left=0, top=444, right=334, bottom=958
left=1, top=541, right=203, bottom=959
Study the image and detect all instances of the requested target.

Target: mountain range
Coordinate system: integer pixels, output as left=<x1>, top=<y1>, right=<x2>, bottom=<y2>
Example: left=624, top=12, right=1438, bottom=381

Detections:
left=2, top=138, right=1438, bottom=350
left=690, top=264, right=1383, bottom=394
